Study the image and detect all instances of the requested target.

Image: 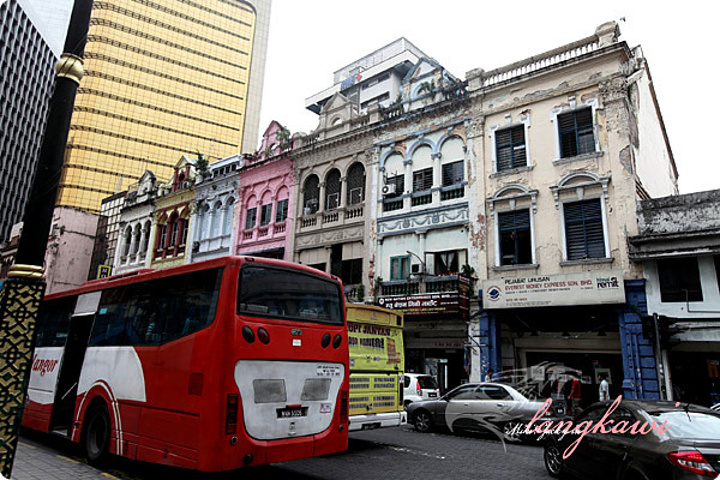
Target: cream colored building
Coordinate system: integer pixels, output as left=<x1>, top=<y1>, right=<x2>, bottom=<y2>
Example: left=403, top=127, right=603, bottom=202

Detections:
left=470, top=22, right=678, bottom=401
left=57, top=0, right=270, bottom=213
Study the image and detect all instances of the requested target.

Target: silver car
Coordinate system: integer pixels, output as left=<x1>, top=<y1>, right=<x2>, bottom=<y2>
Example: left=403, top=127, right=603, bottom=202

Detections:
left=407, top=382, right=554, bottom=442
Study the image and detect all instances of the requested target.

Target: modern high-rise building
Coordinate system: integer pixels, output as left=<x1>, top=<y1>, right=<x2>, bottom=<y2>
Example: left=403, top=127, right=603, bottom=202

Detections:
left=57, top=0, right=271, bottom=213
left=0, top=0, right=57, bottom=243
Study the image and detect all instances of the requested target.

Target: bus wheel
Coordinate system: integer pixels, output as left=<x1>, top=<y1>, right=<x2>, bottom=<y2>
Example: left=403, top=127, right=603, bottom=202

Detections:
left=83, top=402, right=111, bottom=467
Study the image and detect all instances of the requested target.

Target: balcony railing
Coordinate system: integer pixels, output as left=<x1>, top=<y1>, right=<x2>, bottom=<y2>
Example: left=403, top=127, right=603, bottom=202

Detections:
left=381, top=275, right=465, bottom=296
left=441, top=186, right=465, bottom=201
left=411, top=192, right=432, bottom=207
left=383, top=199, right=403, bottom=212
left=480, top=35, right=600, bottom=88
left=381, top=282, right=420, bottom=296
left=299, top=203, right=365, bottom=231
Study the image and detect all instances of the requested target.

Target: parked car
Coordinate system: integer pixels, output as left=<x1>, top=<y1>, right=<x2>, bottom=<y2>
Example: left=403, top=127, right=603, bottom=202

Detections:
left=403, top=373, right=440, bottom=407
left=407, top=382, right=557, bottom=441
left=543, top=400, right=720, bottom=479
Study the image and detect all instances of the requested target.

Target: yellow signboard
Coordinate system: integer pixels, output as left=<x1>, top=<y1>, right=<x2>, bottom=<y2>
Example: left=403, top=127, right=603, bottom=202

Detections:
left=347, top=319, right=404, bottom=371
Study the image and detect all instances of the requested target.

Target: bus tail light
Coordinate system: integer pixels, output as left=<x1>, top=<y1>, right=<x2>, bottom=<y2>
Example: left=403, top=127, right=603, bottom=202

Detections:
left=321, top=333, right=331, bottom=348
left=340, top=390, right=348, bottom=424
left=257, top=327, right=270, bottom=344
left=332, top=334, right=342, bottom=349
left=226, top=394, right=239, bottom=434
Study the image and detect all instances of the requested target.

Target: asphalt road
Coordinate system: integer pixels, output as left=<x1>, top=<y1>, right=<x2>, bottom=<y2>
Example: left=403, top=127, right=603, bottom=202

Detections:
left=13, top=425, right=551, bottom=480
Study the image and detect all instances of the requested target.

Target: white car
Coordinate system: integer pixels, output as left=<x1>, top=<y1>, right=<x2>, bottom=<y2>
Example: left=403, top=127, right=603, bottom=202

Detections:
left=403, top=373, right=440, bottom=407
left=407, top=382, right=556, bottom=442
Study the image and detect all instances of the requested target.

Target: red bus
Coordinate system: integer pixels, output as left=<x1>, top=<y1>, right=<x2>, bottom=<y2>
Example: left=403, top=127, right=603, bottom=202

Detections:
left=22, top=256, right=349, bottom=472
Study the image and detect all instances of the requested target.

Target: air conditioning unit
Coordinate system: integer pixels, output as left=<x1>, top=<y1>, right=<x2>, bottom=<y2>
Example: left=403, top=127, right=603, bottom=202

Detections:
left=411, top=264, right=421, bottom=274
left=381, top=184, right=396, bottom=195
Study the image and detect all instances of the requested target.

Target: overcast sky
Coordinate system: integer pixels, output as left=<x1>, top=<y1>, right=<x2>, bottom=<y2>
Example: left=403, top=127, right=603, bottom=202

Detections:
left=257, top=1, right=715, bottom=195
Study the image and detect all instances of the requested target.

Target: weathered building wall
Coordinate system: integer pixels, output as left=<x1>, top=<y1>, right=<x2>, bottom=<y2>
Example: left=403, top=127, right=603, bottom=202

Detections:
left=44, top=207, right=99, bottom=294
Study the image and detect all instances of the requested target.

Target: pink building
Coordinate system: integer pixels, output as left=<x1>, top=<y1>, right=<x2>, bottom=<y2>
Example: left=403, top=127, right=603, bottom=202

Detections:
left=235, top=121, right=294, bottom=260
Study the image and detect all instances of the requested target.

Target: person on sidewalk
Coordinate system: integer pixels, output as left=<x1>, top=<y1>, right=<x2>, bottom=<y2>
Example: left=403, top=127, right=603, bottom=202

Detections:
left=598, top=372, right=610, bottom=401
left=568, top=374, right=582, bottom=415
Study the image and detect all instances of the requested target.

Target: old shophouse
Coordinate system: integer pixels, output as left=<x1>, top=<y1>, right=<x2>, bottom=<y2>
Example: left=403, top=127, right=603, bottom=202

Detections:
left=629, top=190, right=720, bottom=406
left=291, top=95, right=374, bottom=301
left=190, top=154, right=241, bottom=262
left=148, top=157, right=196, bottom=270
left=113, top=171, right=159, bottom=275
left=471, top=22, right=678, bottom=402
left=371, top=57, right=475, bottom=391
left=236, top=122, right=294, bottom=260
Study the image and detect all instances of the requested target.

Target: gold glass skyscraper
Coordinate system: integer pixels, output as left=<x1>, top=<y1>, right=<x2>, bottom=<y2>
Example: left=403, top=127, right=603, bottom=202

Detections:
left=57, top=0, right=270, bottom=212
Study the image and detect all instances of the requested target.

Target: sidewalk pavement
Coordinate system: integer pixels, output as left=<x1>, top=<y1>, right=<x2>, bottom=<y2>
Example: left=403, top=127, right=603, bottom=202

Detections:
left=9, top=434, right=117, bottom=480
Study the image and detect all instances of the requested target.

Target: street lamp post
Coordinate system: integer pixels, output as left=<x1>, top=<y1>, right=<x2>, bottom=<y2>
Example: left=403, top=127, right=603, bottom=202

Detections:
left=0, top=1, right=93, bottom=477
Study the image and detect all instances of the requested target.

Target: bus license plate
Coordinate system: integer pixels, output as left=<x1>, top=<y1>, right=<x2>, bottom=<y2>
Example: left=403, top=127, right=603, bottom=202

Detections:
left=277, top=407, right=308, bottom=419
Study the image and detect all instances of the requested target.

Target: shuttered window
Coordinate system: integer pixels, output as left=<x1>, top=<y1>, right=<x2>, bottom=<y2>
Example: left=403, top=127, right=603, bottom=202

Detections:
left=498, top=210, right=532, bottom=265
left=245, top=207, right=257, bottom=230
left=303, top=175, right=319, bottom=214
left=496, top=126, right=526, bottom=171
left=442, top=161, right=464, bottom=186
left=564, top=200, right=605, bottom=260
left=558, top=108, right=595, bottom=158
left=413, top=168, right=433, bottom=192
left=260, top=204, right=272, bottom=226
left=275, top=199, right=288, bottom=223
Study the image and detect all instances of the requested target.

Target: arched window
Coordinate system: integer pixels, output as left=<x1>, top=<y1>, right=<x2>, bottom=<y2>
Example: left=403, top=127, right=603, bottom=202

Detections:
left=169, top=213, right=180, bottom=246
left=325, top=169, right=341, bottom=211
left=141, top=221, right=151, bottom=253
left=347, top=163, right=365, bottom=205
left=123, top=226, right=132, bottom=256
left=224, top=198, right=235, bottom=235
left=211, top=201, right=223, bottom=237
left=303, top=175, right=320, bottom=214
left=198, top=203, right=210, bottom=240
left=158, top=224, right=168, bottom=250
left=440, top=136, right=466, bottom=200
left=132, top=224, right=141, bottom=254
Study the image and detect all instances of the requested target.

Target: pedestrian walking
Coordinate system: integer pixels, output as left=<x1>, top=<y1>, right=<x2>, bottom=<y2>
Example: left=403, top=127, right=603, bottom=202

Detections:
left=598, top=372, right=610, bottom=401
left=568, top=374, right=582, bottom=415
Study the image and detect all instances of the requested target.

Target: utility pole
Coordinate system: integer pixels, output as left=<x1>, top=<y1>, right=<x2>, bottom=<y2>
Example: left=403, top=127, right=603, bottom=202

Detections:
left=0, top=1, right=94, bottom=477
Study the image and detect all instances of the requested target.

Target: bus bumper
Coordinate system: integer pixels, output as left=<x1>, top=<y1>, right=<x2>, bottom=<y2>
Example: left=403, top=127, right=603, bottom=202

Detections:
left=348, top=411, right=407, bottom=432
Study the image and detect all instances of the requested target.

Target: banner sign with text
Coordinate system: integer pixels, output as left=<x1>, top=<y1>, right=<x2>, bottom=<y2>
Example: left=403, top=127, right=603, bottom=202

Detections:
left=378, top=276, right=470, bottom=320
left=481, top=270, right=625, bottom=309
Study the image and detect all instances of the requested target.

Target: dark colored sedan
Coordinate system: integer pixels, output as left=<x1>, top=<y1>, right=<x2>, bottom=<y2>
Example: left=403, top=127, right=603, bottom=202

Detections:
left=543, top=400, right=720, bottom=479
left=407, top=382, right=557, bottom=442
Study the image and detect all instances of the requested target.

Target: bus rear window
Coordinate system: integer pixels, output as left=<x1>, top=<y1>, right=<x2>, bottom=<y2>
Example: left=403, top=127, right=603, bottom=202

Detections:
left=237, top=266, right=343, bottom=325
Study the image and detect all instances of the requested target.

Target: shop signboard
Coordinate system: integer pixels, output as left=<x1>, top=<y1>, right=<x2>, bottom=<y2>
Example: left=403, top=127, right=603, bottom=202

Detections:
left=481, top=270, right=625, bottom=309
left=378, top=276, right=470, bottom=320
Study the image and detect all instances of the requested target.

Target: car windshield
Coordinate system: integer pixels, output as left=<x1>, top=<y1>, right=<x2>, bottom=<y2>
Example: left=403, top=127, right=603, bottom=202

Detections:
left=647, top=410, right=720, bottom=440
left=417, top=376, right=438, bottom=389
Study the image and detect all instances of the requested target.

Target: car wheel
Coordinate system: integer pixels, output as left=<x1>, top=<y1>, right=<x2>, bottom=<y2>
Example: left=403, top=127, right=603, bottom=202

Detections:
left=503, top=421, right=524, bottom=442
left=83, top=402, right=111, bottom=467
left=413, top=410, right=432, bottom=433
left=544, top=444, right=564, bottom=478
